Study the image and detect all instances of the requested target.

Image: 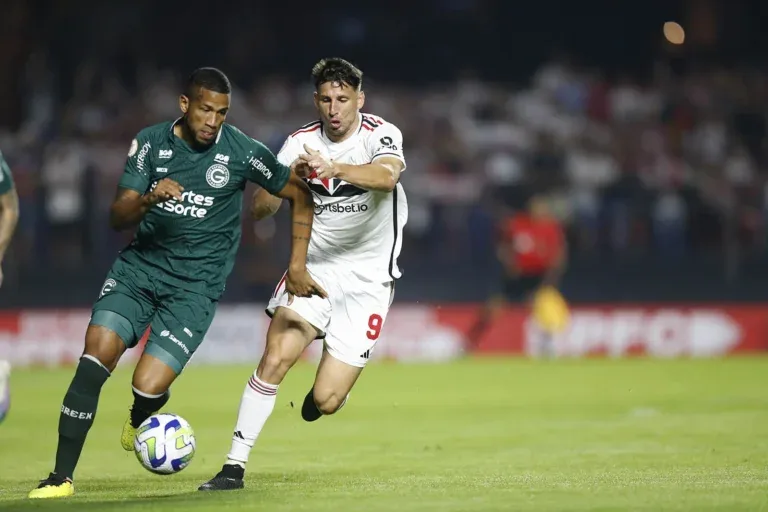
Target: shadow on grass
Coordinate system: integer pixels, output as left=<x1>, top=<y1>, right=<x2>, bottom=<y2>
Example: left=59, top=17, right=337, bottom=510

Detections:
left=0, top=487, right=246, bottom=511
left=0, top=471, right=330, bottom=511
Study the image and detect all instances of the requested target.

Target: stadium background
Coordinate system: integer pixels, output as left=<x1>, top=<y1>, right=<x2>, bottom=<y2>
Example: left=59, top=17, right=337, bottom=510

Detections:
left=1, top=0, right=768, bottom=361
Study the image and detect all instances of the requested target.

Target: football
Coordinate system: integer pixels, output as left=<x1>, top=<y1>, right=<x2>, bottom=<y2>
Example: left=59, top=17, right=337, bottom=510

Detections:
left=133, top=413, right=196, bottom=475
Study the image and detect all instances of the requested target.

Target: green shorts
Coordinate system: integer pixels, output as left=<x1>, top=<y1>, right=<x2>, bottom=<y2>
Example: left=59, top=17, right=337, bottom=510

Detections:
left=90, top=259, right=218, bottom=374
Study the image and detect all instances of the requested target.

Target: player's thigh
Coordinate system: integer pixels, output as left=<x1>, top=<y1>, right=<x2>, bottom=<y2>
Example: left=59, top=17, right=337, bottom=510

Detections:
left=88, top=266, right=157, bottom=368
left=266, top=269, right=333, bottom=336
left=257, top=307, right=321, bottom=382
left=137, top=290, right=217, bottom=389
left=324, top=279, right=394, bottom=369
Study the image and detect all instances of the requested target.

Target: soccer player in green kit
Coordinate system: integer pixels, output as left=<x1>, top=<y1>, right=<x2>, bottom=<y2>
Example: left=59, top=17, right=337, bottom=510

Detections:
left=29, top=67, right=326, bottom=499
left=0, top=147, right=20, bottom=426
left=0, top=148, right=19, bottom=288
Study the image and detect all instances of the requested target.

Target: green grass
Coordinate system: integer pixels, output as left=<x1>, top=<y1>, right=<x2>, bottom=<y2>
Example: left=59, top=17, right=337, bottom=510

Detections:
left=1, top=358, right=768, bottom=511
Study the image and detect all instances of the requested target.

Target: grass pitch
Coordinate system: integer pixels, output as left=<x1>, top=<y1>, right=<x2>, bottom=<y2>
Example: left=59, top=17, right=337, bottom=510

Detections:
left=0, top=357, right=767, bottom=511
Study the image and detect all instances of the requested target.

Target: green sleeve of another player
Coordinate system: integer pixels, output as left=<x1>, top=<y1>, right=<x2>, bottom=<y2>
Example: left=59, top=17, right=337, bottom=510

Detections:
left=119, top=132, right=153, bottom=193
left=0, top=150, right=15, bottom=195
left=244, top=139, right=291, bottom=195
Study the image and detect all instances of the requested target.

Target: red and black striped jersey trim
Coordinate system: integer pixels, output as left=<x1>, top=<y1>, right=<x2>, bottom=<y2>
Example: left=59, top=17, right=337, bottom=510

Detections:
left=361, top=114, right=384, bottom=132
left=290, top=120, right=321, bottom=137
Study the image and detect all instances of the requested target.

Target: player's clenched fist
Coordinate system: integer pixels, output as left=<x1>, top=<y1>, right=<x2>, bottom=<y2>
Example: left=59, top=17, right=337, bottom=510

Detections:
left=290, top=157, right=314, bottom=179
left=145, top=179, right=184, bottom=204
left=285, top=267, right=328, bottom=302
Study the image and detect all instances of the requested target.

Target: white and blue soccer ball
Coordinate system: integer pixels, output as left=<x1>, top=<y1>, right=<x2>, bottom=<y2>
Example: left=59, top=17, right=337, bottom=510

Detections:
left=134, top=413, right=196, bottom=475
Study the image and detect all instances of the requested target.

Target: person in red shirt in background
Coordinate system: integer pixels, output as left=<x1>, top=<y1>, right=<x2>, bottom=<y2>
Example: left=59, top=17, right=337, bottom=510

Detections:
left=467, top=194, right=568, bottom=357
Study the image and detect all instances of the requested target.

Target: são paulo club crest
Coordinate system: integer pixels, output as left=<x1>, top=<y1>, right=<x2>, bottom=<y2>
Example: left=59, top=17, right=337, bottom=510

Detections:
left=317, top=177, right=340, bottom=194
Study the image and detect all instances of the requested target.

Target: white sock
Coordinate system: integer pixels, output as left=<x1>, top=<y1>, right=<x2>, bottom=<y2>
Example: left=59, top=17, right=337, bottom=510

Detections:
left=225, top=372, right=278, bottom=468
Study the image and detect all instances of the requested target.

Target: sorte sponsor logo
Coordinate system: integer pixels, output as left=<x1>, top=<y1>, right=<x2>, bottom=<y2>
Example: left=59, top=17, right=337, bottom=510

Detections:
left=151, top=182, right=215, bottom=218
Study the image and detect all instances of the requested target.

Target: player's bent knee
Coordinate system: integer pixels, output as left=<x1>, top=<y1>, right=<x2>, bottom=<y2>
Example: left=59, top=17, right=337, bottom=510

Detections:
left=312, top=388, right=345, bottom=415
left=83, top=324, right=128, bottom=372
left=132, top=352, right=179, bottom=396
left=258, top=324, right=315, bottom=383
left=132, top=368, right=173, bottom=397
left=258, top=350, right=296, bottom=383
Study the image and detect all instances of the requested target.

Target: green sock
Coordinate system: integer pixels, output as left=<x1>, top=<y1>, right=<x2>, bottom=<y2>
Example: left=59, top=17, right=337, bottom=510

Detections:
left=54, top=356, right=110, bottom=480
left=130, top=387, right=171, bottom=428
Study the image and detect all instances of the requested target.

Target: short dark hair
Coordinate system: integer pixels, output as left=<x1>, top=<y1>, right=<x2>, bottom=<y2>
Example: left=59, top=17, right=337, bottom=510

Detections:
left=311, top=58, right=363, bottom=91
left=185, top=67, right=231, bottom=98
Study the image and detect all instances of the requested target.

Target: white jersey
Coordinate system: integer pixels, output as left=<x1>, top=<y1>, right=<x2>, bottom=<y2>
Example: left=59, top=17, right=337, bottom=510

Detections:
left=277, top=113, right=408, bottom=283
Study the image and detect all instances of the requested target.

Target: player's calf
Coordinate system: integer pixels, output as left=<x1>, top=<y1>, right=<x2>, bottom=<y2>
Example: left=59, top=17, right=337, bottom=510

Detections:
left=302, top=349, right=361, bottom=422
left=199, top=309, right=318, bottom=490
left=301, top=386, right=349, bottom=422
left=52, top=326, right=124, bottom=481
left=120, top=353, right=176, bottom=450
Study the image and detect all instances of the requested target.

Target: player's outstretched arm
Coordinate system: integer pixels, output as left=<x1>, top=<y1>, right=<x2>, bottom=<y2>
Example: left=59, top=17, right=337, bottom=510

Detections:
left=250, top=156, right=315, bottom=220
left=301, top=146, right=403, bottom=192
left=109, top=179, right=184, bottom=231
left=0, top=187, right=19, bottom=286
left=272, top=173, right=327, bottom=299
left=250, top=188, right=283, bottom=221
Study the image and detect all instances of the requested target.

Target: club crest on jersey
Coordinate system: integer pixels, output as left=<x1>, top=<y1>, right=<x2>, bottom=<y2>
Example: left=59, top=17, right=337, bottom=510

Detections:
left=99, top=278, right=117, bottom=298
left=206, top=164, right=229, bottom=188
left=316, top=177, right=341, bottom=195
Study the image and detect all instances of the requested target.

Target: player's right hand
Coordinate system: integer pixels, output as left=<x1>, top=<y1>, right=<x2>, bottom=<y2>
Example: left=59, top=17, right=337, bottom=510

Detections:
left=145, top=179, right=184, bottom=205
left=285, top=267, right=328, bottom=303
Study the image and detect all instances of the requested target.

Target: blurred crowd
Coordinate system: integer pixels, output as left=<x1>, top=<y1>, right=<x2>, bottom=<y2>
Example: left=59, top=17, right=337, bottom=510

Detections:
left=3, top=58, right=768, bottom=295
left=1, top=0, right=768, bottom=304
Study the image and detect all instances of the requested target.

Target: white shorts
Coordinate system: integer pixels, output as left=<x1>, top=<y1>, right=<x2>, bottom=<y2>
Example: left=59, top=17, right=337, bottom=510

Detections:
left=266, top=267, right=395, bottom=368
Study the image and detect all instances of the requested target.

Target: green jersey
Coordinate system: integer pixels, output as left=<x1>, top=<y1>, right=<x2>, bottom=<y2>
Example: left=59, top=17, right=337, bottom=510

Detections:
left=117, top=120, right=291, bottom=299
left=0, top=149, right=14, bottom=195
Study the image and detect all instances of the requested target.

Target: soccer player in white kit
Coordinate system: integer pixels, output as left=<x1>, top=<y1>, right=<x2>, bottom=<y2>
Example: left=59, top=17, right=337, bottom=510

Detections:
left=199, top=57, right=408, bottom=491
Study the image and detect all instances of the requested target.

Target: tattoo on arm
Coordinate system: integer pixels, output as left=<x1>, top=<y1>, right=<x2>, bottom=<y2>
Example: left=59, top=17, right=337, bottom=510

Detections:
left=292, top=236, right=310, bottom=241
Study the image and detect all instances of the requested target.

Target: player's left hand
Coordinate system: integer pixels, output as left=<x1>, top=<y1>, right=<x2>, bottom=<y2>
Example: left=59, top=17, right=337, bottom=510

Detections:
left=301, top=144, right=337, bottom=180
left=285, top=266, right=328, bottom=302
